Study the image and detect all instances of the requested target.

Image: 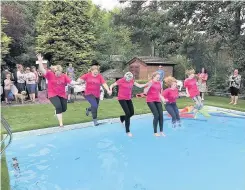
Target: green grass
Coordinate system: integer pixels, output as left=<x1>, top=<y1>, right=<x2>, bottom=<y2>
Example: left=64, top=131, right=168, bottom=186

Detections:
left=1, top=153, right=10, bottom=190
left=1, top=96, right=245, bottom=133
left=1, top=96, right=245, bottom=190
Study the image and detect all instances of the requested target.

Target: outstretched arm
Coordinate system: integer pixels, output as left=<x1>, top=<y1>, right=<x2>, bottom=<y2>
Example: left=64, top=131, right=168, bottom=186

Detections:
left=134, top=82, right=148, bottom=88
left=76, top=78, right=85, bottom=85
left=160, top=94, right=166, bottom=104
left=143, top=81, right=153, bottom=94
left=102, top=83, right=111, bottom=95
left=70, top=80, right=81, bottom=85
left=36, top=54, right=46, bottom=75
left=110, top=82, right=118, bottom=91
left=185, top=88, right=190, bottom=97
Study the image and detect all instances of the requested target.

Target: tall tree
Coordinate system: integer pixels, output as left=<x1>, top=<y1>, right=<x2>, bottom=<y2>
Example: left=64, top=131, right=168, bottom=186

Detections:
left=1, top=17, right=12, bottom=64
left=166, top=1, right=245, bottom=67
left=1, top=1, right=40, bottom=67
left=91, top=6, right=140, bottom=71
left=115, top=1, right=181, bottom=57
left=36, top=0, right=95, bottom=73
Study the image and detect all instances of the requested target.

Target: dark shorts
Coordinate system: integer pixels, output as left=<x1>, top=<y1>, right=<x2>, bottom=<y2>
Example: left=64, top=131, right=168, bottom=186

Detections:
left=26, top=84, right=36, bottom=94
left=67, top=86, right=74, bottom=94
left=230, top=87, right=239, bottom=96
left=17, top=83, right=25, bottom=93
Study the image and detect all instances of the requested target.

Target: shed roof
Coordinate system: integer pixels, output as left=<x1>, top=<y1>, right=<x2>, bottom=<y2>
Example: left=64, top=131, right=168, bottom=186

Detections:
left=128, top=56, right=176, bottom=65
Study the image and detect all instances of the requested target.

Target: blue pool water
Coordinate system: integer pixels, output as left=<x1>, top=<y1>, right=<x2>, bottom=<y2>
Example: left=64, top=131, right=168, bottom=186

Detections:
left=5, top=112, right=245, bottom=190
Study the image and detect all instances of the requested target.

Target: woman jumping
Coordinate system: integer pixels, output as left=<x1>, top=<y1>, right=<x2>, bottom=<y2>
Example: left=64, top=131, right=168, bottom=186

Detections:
left=162, top=76, right=181, bottom=128
left=37, top=54, right=77, bottom=127
left=144, top=72, right=165, bottom=137
left=109, top=72, right=147, bottom=137
left=77, top=65, right=111, bottom=126
left=184, top=69, right=203, bottom=115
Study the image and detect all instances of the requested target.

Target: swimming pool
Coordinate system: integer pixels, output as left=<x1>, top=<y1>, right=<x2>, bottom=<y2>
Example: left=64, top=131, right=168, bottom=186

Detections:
left=5, top=106, right=245, bottom=190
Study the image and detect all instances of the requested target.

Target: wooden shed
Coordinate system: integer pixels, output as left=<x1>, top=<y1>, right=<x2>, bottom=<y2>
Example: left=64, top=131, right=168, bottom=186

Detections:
left=127, top=56, right=176, bottom=80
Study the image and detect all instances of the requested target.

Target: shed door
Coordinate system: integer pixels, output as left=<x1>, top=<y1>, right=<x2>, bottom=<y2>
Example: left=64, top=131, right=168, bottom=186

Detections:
left=129, top=63, right=140, bottom=80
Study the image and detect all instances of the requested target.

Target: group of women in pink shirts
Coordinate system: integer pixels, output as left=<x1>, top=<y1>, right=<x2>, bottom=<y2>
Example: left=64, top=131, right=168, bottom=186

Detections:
left=36, top=54, right=204, bottom=137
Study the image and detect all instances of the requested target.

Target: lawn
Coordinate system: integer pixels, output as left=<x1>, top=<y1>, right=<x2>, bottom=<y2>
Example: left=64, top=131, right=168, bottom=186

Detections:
left=1, top=96, right=245, bottom=190
left=2, top=96, right=245, bottom=133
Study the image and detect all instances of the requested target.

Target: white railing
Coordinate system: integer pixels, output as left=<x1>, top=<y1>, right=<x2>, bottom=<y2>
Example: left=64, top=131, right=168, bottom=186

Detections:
left=1, top=116, right=13, bottom=154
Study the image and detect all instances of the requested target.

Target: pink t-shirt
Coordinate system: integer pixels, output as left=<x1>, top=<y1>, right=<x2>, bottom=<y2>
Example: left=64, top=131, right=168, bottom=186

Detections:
left=44, top=71, right=71, bottom=99
left=116, top=78, right=134, bottom=100
left=146, top=81, right=161, bottom=102
left=162, top=88, right=179, bottom=103
left=184, top=78, right=200, bottom=98
left=80, top=73, right=105, bottom=98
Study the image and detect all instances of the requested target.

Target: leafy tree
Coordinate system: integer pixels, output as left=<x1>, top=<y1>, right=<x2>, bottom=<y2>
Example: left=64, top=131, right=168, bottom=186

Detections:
left=36, top=0, right=96, bottom=74
left=1, top=1, right=40, bottom=68
left=91, top=6, right=140, bottom=71
left=1, top=17, right=12, bottom=64
left=115, top=1, right=181, bottom=57
left=165, top=1, right=245, bottom=89
left=170, top=55, right=192, bottom=80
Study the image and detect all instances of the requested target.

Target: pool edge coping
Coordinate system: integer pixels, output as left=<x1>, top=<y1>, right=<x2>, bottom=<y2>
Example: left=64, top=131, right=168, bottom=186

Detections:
left=5, top=106, right=245, bottom=139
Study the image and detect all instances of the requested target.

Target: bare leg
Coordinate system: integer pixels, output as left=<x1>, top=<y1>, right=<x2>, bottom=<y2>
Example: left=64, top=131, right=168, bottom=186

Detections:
left=29, top=93, right=33, bottom=101
left=201, top=92, right=205, bottom=100
left=68, top=94, right=71, bottom=101
left=229, top=96, right=234, bottom=104
left=32, top=93, right=35, bottom=102
left=234, top=96, right=238, bottom=105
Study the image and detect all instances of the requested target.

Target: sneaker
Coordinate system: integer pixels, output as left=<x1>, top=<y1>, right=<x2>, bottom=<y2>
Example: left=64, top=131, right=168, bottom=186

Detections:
left=86, top=108, right=90, bottom=116
left=172, top=123, right=177, bottom=128
left=93, top=119, right=99, bottom=126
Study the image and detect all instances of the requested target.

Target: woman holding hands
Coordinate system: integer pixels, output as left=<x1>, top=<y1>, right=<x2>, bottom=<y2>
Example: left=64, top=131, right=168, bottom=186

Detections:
left=110, top=72, right=147, bottom=137
left=36, top=54, right=78, bottom=127
left=76, top=65, right=111, bottom=126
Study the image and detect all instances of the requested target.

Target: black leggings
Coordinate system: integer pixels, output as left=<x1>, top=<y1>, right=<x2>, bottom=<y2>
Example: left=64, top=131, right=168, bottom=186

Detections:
left=49, top=96, right=67, bottom=114
left=165, top=103, right=180, bottom=124
left=147, top=102, right=163, bottom=133
left=119, top=100, right=134, bottom=133
left=85, top=95, right=100, bottom=119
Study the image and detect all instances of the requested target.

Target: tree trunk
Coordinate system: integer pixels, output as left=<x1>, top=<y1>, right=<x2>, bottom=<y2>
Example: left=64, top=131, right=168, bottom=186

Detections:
left=234, top=6, right=241, bottom=38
